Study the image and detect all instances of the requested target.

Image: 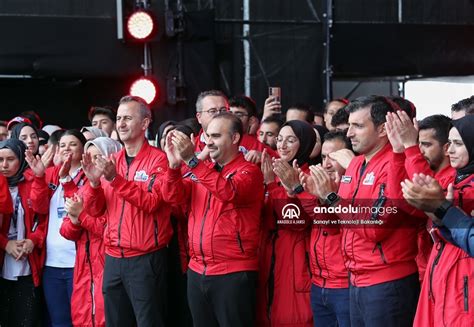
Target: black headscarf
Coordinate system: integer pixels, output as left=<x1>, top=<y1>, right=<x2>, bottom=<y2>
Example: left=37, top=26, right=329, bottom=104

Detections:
left=451, top=115, right=474, bottom=178
left=281, top=120, right=316, bottom=166
left=10, top=122, right=40, bottom=155
left=0, top=139, right=28, bottom=187
left=156, top=120, right=177, bottom=149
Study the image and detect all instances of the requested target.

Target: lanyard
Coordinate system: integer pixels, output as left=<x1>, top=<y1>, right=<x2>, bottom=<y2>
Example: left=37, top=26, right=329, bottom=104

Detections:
left=11, top=194, right=21, bottom=230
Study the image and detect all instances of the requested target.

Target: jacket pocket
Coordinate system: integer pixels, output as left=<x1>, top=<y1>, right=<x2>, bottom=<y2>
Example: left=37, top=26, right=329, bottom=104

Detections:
left=293, top=238, right=311, bottom=293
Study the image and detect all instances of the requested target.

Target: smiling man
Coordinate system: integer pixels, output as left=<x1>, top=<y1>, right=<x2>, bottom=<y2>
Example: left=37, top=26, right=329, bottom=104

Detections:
left=163, top=113, right=264, bottom=327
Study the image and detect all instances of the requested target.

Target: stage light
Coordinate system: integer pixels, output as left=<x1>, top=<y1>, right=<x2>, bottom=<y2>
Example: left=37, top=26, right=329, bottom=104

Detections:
left=129, top=77, right=158, bottom=104
left=126, top=10, right=155, bottom=40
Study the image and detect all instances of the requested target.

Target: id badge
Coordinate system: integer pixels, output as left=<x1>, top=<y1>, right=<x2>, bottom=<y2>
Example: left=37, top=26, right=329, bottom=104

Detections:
left=57, top=207, right=67, bottom=219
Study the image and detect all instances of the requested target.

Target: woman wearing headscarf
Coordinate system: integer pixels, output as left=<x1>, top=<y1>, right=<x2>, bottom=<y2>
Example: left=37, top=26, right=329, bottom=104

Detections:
left=414, top=114, right=474, bottom=327
left=309, top=125, right=329, bottom=166
left=59, top=137, right=121, bottom=327
left=80, top=126, right=108, bottom=141
left=10, top=122, right=40, bottom=156
left=257, top=120, right=316, bottom=327
left=27, top=129, right=88, bottom=327
left=0, top=139, right=48, bottom=327
left=156, top=120, right=177, bottom=149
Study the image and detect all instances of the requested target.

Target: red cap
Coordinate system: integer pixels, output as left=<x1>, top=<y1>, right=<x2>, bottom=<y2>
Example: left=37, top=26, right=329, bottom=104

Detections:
left=7, top=116, right=32, bottom=130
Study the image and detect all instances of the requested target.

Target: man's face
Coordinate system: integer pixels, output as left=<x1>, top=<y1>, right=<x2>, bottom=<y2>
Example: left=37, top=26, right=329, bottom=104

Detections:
left=230, top=106, right=251, bottom=133
left=92, top=114, right=115, bottom=137
left=418, top=128, right=447, bottom=171
left=324, top=102, right=345, bottom=131
left=286, top=109, right=307, bottom=122
left=451, top=110, right=466, bottom=120
left=206, top=118, right=239, bottom=164
left=322, top=139, right=347, bottom=179
left=258, top=122, right=279, bottom=150
left=196, top=96, right=228, bottom=131
left=116, top=102, right=149, bottom=144
left=346, top=107, right=385, bottom=158
left=0, top=126, right=7, bottom=141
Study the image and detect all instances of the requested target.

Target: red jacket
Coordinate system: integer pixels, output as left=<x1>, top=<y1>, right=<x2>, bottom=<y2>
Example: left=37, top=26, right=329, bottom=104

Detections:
left=256, top=168, right=313, bottom=327
left=414, top=173, right=474, bottom=327
left=0, top=173, right=48, bottom=287
left=337, top=143, right=419, bottom=287
left=402, top=146, right=456, bottom=283
left=82, top=141, right=173, bottom=258
left=162, top=153, right=264, bottom=275
left=60, top=212, right=106, bottom=327
left=0, top=175, right=12, bottom=215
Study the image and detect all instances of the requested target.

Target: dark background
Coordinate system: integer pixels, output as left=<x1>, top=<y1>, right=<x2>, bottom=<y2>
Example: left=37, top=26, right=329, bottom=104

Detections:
left=0, top=0, right=473, bottom=135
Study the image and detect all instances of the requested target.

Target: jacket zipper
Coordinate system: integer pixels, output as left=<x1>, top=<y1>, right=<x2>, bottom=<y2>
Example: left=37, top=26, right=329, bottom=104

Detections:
left=85, top=232, right=96, bottom=327
left=199, top=192, right=212, bottom=275
left=237, top=232, right=245, bottom=253
left=464, top=276, right=469, bottom=312
left=117, top=168, right=129, bottom=258
left=429, top=241, right=445, bottom=300
left=372, top=243, right=387, bottom=264
left=154, top=220, right=159, bottom=247
left=313, top=230, right=323, bottom=278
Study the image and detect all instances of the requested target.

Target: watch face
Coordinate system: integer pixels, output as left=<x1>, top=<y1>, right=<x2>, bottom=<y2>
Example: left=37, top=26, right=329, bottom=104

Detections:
left=327, top=193, right=338, bottom=201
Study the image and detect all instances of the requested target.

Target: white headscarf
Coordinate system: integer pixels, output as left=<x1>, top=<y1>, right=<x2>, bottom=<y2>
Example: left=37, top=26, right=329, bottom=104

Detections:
left=84, top=137, right=122, bottom=157
left=80, top=126, right=108, bottom=139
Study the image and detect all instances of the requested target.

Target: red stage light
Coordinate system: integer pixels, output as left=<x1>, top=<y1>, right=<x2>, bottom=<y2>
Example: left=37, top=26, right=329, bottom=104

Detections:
left=130, top=78, right=158, bottom=104
left=127, top=11, right=155, bottom=40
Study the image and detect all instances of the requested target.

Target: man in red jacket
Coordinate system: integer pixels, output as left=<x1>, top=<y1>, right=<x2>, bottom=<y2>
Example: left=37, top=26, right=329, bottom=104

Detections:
left=81, top=96, right=173, bottom=327
left=163, top=113, right=264, bottom=327
left=310, top=96, right=420, bottom=327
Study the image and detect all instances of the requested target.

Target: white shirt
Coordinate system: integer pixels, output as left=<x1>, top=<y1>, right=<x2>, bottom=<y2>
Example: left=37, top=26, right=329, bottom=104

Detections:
left=45, top=173, right=78, bottom=268
left=2, top=186, right=31, bottom=280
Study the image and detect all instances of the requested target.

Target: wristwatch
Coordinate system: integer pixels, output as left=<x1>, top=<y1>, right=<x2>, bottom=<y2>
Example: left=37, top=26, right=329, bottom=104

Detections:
left=292, top=184, right=304, bottom=195
left=186, top=156, right=199, bottom=169
left=59, top=175, right=72, bottom=184
left=324, top=192, right=340, bottom=206
left=433, top=200, right=453, bottom=220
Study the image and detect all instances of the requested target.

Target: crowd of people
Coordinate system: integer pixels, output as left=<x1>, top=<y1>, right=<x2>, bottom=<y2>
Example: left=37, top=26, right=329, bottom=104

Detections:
left=0, top=92, right=473, bottom=327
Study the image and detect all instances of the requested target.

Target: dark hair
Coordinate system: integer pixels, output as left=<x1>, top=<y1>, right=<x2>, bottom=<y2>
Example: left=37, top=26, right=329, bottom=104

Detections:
left=418, top=114, right=451, bottom=145
left=20, top=110, right=43, bottom=129
left=212, top=112, right=243, bottom=144
left=229, top=95, right=258, bottom=118
left=330, top=106, right=349, bottom=127
left=387, top=96, right=417, bottom=119
left=324, top=131, right=352, bottom=150
left=287, top=104, right=314, bottom=123
left=314, top=111, right=324, bottom=119
left=324, top=99, right=348, bottom=113
left=59, top=129, right=87, bottom=147
left=262, top=116, right=284, bottom=129
left=49, top=129, right=65, bottom=146
left=88, top=106, right=116, bottom=123
left=451, top=96, right=474, bottom=114
left=180, top=118, right=201, bottom=135
left=345, top=95, right=394, bottom=127
left=174, top=124, right=194, bottom=138
left=0, top=120, right=6, bottom=128
left=37, top=130, right=50, bottom=146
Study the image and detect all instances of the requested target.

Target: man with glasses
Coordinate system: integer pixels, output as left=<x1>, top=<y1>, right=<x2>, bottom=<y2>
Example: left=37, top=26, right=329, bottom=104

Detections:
left=194, top=90, right=229, bottom=157
left=229, top=95, right=278, bottom=163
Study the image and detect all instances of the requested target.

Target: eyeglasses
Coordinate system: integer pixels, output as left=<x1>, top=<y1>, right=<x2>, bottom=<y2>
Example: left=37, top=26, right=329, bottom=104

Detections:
left=200, top=107, right=228, bottom=115
left=230, top=111, right=249, bottom=119
left=276, top=136, right=299, bottom=145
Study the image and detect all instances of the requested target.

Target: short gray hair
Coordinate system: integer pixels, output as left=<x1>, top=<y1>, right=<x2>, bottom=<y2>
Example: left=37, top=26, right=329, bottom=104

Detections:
left=119, top=95, right=151, bottom=120
left=195, top=90, right=228, bottom=112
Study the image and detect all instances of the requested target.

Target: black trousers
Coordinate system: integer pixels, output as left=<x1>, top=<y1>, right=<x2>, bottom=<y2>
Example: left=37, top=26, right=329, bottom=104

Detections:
left=0, top=275, right=41, bottom=327
left=103, top=249, right=168, bottom=327
left=187, top=269, right=257, bottom=327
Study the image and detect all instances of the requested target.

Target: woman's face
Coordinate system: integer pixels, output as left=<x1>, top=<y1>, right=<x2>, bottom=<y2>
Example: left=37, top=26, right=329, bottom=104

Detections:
left=86, top=145, right=102, bottom=166
left=447, top=127, right=469, bottom=169
left=160, top=125, right=176, bottom=149
left=276, top=126, right=300, bottom=162
left=59, top=135, right=84, bottom=164
left=0, top=148, right=20, bottom=178
left=19, top=126, right=39, bottom=154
